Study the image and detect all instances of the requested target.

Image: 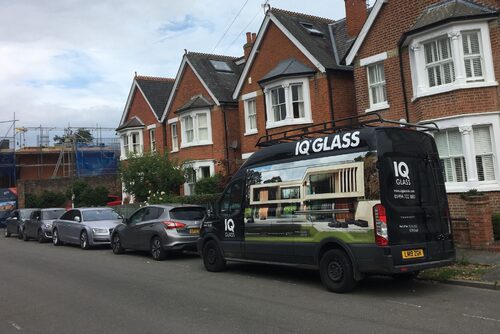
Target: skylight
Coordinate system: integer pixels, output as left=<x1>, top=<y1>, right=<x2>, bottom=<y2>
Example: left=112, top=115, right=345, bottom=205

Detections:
left=209, top=60, right=233, bottom=72
left=300, top=22, right=324, bottom=36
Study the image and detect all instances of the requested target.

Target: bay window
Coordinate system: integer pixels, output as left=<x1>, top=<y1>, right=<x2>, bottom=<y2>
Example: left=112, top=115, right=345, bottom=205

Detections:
left=119, top=128, right=144, bottom=159
left=180, top=109, right=212, bottom=147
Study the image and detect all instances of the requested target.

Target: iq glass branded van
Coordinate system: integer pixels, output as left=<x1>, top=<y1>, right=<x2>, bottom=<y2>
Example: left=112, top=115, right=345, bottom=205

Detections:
left=198, top=118, right=455, bottom=292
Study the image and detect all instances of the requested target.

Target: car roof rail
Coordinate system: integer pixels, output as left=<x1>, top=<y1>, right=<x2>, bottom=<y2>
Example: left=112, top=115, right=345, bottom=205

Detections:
left=255, top=112, right=439, bottom=147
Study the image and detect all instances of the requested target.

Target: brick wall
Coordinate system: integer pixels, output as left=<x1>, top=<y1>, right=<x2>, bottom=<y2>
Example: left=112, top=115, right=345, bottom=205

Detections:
left=352, top=1, right=499, bottom=122
left=238, top=21, right=356, bottom=155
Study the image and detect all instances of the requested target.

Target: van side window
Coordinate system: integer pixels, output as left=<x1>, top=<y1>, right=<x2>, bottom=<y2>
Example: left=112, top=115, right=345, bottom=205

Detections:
left=220, top=181, right=243, bottom=217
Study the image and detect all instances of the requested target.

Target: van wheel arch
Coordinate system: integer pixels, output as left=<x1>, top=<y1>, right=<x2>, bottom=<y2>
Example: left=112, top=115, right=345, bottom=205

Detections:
left=316, top=239, right=363, bottom=281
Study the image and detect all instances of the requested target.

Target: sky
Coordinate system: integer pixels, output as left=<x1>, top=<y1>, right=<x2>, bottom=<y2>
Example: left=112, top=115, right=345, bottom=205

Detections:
left=0, top=0, right=375, bottom=145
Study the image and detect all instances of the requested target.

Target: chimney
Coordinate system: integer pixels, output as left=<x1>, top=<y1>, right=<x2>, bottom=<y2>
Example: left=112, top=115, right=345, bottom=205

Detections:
left=243, top=32, right=256, bottom=60
left=345, top=0, right=368, bottom=38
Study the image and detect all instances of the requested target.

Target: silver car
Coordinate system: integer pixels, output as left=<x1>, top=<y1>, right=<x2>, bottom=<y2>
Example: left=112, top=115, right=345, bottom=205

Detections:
left=111, top=204, right=206, bottom=260
left=22, top=208, right=66, bottom=242
left=52, top=207, right=122, bottom=249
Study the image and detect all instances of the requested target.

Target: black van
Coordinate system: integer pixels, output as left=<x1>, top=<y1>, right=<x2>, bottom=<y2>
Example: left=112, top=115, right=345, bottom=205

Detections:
left=198, top=116, right=455, bottom=292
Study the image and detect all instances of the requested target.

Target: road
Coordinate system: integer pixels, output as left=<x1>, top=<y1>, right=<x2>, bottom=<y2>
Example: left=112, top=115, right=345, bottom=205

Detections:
left=0, top=232, right=499, bottom=334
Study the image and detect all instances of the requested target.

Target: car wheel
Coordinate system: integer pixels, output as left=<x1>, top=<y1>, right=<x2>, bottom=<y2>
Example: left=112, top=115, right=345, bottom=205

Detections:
left=4, top=228, right=10, bottom=238
left=150, top=236, right=167, bottom=261
left=111, top=233, right=125, bottom=254
left=22, top=230, right=30, bottom=241
left=37, top=229, right=45, bottom=243
left=17, top=227, right=23, bottom=239
left=319, top=249, right=357, bottom=293
left=202, top=240, right=226, bottom=272
left=52, top=229, right=63, bottom=246
left=80, top=231, right=91, bottom=250
left=392, top=271, right=420, bottom=281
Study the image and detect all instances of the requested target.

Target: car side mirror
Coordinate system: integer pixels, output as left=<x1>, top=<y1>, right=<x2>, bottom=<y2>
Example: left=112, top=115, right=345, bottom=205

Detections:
left=123, top=218, right=129, bottom=225
left=36, top=216, right=40, bottom=220
left=74, top=216, right=81, bottom=222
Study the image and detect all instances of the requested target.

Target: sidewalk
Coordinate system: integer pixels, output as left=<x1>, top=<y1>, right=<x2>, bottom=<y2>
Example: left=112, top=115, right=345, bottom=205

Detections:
left=427, top=247, right=500, bottom=290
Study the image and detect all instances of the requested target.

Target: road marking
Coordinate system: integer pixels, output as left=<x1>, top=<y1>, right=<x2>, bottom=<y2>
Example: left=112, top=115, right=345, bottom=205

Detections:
left=8, top=322, right=22, bottom=330
left=463, top=314, right=500, bottom=323
left=385, top=300, right=422, bottom=308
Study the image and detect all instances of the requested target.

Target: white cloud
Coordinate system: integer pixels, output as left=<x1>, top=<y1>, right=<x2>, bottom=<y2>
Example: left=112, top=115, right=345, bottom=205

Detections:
left=0, top=0, right=375, bottom=143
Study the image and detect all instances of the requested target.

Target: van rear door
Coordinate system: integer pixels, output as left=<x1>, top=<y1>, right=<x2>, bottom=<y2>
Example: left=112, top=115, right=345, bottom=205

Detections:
left=377, top=129, right=453, bottom=265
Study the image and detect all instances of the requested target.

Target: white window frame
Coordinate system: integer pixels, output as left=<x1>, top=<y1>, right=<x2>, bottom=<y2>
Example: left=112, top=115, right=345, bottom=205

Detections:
left=429, top=112, right=500, bottom=193
left=243, top=91, right=258, bottom=136
left=409, top=21, right=497, bottom=100
left=180, top=109, right=213, bottom=148
left=182, top=160, right=215, bottom=196
left=171, top=123, right=179, bottom=152
left=149, top=128, right=156, bottom=153
left=118, top=128, right=144, bottom=160
left=263, top=77, right=312, bottom=129
left=366, top=62, right=389, bottom=112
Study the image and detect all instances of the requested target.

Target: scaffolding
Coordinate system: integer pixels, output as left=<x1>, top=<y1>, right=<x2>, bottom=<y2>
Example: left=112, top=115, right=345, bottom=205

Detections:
left=0, top=114, right=17, bottom=188
left=12, top=125, right=119, bottom=180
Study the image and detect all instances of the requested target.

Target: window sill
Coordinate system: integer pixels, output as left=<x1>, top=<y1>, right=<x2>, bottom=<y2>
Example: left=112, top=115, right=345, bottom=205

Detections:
left=445, top=181, right=500, bottom=193
left=412, top=81, right=498, bottom=101
left=170, top=149, right=179, bottom=153
left=365, top=103, right=390, bottom=113
left=244, top=129, right=258, bottom=136
left=266, top=119, right=313, bottom=130
left=180, top=141, right=213, bottom=149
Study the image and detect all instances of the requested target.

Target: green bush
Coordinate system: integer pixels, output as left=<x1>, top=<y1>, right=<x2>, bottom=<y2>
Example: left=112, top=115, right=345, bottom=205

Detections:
left=194, top=174, right=224, bottom=194
left=25, top=191, right=67, bottom=208
left=492, top=212, right=500, bottom=241
left=68, top=180, right=110, bottom=207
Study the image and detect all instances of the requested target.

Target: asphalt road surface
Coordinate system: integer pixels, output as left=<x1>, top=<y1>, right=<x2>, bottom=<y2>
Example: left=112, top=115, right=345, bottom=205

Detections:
left=1, top=231, right=499, bottom=334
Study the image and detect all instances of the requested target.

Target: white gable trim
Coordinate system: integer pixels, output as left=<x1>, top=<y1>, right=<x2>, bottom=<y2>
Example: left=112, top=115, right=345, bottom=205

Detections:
left=119, top=80, right=161, bottom=126
left=232, top=12, right=326, bottom=100
left=160, top=56, right=220, bottom=123
left=345, top=0, right=388, bottom=66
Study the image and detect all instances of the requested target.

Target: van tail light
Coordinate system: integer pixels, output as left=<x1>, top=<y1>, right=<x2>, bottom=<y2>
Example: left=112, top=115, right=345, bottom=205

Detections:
left=373, top=204, right=389, bottom=246
left=162, top=221, right=186, bottom=230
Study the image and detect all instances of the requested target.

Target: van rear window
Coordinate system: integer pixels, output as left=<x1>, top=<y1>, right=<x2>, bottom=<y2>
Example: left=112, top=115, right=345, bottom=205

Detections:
left=169, top=208, right=206, bottom=221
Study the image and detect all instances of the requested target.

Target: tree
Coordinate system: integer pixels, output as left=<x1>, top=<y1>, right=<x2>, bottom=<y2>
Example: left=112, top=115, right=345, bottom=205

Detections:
left=54, top=128, right=94, bottom=145
left=194, top=174, right=224, bottom=194
left=119, top=153, right=185, bottom=202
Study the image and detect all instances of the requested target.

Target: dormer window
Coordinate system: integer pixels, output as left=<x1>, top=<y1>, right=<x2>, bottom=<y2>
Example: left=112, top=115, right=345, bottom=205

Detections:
left=300, top=22, right=324, bottom=36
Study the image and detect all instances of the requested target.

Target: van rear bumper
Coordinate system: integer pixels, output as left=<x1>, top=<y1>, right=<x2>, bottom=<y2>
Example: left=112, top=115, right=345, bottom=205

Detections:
left=350, top=242, right=456, bottom=275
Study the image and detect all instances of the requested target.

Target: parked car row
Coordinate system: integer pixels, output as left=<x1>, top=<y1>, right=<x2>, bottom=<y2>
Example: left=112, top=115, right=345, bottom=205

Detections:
left=4, top=205, right=207, bottom=261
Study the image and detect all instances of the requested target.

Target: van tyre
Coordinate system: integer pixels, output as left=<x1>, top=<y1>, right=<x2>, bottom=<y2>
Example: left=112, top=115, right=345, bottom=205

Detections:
left=80, top=231, right=90, bottom=250
left=151, top=236, right=167, bottom=261
left=52, top=229, right=63, bottom=246
left=320, top=249, right=356, bottom=293
left=111, top=233, right=124, bottom=254
left=202, top=240, right=226, bottom=272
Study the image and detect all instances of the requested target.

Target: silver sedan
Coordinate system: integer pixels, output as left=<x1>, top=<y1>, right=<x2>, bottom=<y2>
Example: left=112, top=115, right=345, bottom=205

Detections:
left=52, top=207, right=122, bottom=249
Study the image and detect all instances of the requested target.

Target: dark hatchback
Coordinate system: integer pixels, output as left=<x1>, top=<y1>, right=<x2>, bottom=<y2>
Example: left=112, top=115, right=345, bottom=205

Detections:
left=111, top=204, right=206, bottom=260
left=4, top=209, right=37, bottom=238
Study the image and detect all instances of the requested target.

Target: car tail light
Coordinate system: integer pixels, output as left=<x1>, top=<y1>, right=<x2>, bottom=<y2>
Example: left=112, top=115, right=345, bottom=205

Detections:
left=162, top=221, right=186, bottom=230
left=373, top=204, right=389, bottom=246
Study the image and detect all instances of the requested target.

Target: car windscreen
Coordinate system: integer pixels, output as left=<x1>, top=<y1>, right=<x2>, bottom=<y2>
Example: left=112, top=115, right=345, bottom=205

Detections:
left=169, top=207, right=206, bottom=221
left=82, top=209, right=121, bottom=222
left=43, top=210, right=66, bottom=220
left=19, top=210, right=34, bottom=219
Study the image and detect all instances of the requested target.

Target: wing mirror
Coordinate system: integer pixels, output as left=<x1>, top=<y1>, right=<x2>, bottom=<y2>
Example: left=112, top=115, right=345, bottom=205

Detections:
left=74, top=216, right=81, bottom=222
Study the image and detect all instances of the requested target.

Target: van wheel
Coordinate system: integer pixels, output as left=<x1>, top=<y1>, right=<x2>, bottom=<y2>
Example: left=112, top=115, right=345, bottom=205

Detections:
left=392, top=271, right=420, bottom=281
left=202, top=240, right=226, bottom=272
left=4, top=228, right=10, bottom=237
left=320, top=249, right=356, bottom=293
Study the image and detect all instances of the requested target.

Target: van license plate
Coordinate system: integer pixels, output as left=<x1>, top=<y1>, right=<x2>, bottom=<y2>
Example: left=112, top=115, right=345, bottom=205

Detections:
left=189, top=228, right=200, bottom=235
left=402, top=249, right=424, bottom=259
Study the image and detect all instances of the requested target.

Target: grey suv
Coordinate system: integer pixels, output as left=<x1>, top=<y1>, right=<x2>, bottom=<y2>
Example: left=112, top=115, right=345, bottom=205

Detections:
left=111, top=205, right=206, bottom=260
left=23, top=208, right=66, bottom=242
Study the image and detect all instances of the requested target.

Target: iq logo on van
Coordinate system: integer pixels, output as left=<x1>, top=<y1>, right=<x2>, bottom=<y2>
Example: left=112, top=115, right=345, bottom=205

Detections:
left=393, top=161, right=411, bottom=186
left=224, top=218, right=235, bottom=238
left=295, top=131, right=360, bottom=156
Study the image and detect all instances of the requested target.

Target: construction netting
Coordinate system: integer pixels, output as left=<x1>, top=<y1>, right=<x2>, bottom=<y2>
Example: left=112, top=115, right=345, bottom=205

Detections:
left=75, top=139, right=120, bottom=177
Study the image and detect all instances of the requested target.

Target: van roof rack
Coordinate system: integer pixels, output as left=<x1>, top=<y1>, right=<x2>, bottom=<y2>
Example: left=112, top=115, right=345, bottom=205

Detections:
left=255, top=112, right=439, bottom=147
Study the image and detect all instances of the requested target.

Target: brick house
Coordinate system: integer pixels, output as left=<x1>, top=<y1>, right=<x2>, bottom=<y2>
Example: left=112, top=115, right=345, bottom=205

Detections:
left=345, top=0, right=499, bottom=216
left=160, top=52, right=243, bottom=195
left=233, top=3, right=368, bottom=160
left=116, top=75, right=175, bottom=159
